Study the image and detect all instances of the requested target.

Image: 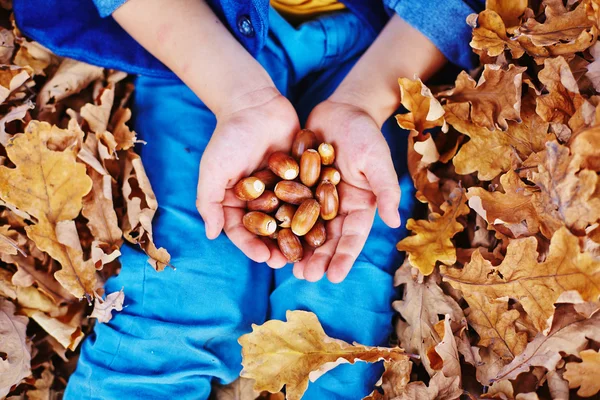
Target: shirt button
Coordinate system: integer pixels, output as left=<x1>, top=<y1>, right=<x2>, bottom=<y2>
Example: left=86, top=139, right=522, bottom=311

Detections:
left=237, top=15, right=255, bottom=37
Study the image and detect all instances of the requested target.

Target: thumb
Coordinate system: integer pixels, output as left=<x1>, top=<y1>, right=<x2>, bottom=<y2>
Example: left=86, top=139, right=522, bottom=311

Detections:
left=196, top=161, right=226, bottom=239
left=363, top=152, right=401, bottom=228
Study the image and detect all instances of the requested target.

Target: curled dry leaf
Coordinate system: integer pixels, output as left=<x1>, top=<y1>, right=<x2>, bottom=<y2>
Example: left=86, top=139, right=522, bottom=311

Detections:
left=397, top=188, right=469, bottom=276
left=0, top=299, right=31, bottom=398
left=396, top=77, right=445, bottom=134
left=239, top=310, right=408, bottom=400
left=563, top=349, right=600, bottom=397
left=90, top=289, right=125, bottom=323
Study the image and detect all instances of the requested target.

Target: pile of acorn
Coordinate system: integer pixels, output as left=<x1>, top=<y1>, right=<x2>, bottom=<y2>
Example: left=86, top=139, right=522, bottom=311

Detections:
left=233, top=129, right=340, bottom=263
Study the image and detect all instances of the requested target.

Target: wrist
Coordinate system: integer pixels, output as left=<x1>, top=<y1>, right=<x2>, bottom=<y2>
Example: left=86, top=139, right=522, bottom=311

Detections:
left=328, top=85, right=399, bottom=127
left=212, top=84, right=281, bottom=120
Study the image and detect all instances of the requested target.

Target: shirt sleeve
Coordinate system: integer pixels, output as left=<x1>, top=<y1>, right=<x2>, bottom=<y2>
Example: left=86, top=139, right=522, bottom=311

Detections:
left=92, top=0, right=129, bottom=17
left=383, top=0, right=485, bottom=70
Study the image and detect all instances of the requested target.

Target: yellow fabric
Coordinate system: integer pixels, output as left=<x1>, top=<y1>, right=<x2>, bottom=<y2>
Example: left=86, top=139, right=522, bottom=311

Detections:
left=271, top=0, right=346, bottom=22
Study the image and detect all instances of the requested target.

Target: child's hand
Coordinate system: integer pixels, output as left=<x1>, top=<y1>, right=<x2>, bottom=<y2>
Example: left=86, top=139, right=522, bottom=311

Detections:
left=295, top=99, right=401, bottom=283
left=196, top=88, right=299, bottom=268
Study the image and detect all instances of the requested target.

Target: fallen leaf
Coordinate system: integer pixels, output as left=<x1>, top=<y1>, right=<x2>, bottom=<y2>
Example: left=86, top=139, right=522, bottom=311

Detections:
left=26, top=364, right=54, bottom=400
left=0, top=100, right=34, bottom=146
left=563, top=349, right=600, bottom=397
left=396, top=77, right=445, bottom=134
left=470, top=10, right=525, bottom=58
left=213, top=377, right=261, bottom=400
left=569, top=124, right=600, bottom=171
left=397, top=188, right=469, bottom=275
left=0, top=299, right=31, bottom=398
left=442, top=227, right=600, bottom=331
left=0, top=65, right=32, bottom=104
left=90, top=289, right=124, bottom=323
left=437, top=64, right=527, bottom=131
left=393, top=262, right=464, bottom=375
left=486, top=0, right=527, bottom=28
left=80, top=86, right=114, bottom=134
left=14, top=38, right=56, bottom=76
left=239, top=310, right=407, bottom=400
left=23, top=308, right=84, bottom=351
left=363, top=358, right=412, bottom=400
left=0, top=121, right=96, bottom=299
left=0, top=27, right=14, bottom=64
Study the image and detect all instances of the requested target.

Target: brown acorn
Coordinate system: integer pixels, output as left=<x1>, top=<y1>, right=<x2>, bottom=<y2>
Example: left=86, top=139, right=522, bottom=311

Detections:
left=318, top=143, right=335, bottom=165
left=275, top=203, right=297, bottom=228
left=277, top=228, right=303, bottom=262
left=268, top=151, right=299, bottom=180
left=320, top=167, right=341, bottom=185
left=242, top=211, right=277, bottom=236
left=233, top=177, right=265, bottom=201
left=299, top=149, right=321, bottom=187
left=304, top=219, right=326, bottom=248
left=252, top=169, right=280, bottom=189
left=291, top=199, right=320, bottom=236
left=274, top=181, right=313, bottom=205
left=247, top=190, right=280, bottom=213
left=315, top=182, right=339, bottom=220
left=291, top=129, right=317, bottom=160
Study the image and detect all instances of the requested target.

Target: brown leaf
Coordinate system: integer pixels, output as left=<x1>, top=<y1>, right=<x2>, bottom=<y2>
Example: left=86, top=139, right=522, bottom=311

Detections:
left=393, top=262, right=464, bottom=375
left=465, top=293, right=528, bottom=361
left=239, top=310, right=408, bottom=400
left=14, top=38, right=56, bottom=76
left=90, top=289, right=124, bottom=323
left=110, top=107, right=138, bottom=150
left=570, top=124, right=600, bottom=171
left=0, top=65, right=32, bottom=104
left=486, top=0, right=528, bottom=28
left=80, top=86, right=114, bottom=134
left=563, top=349, right=600, bottom=397
left=0, top=27, right=14, bottom=64
left=23, top=308, right=84, bottom=351
left=213, top=377, right=261, bottom=400
left=0, top=101, right=35, bottom=146
left=363, top=358, right=413, bottom=400
left=470, top=10, right=525, bottom=58
left=492, top=296, right=600, bottom=383
left=442, top=227, right=600, bottom=331
left=397, top=188, right=469, bottom=275
left=0, top=121, right=96, bottom=299
left=26, top=364, right=54, bottom=400
left=437, top=64, right=527, bottom=131
left=0, top=299, right=31, bottom=398
left=449, top=96, right=550, bottom=180
left=396, top=77, right=445, bottom=134
left=407, top=131, right=445, bottom=209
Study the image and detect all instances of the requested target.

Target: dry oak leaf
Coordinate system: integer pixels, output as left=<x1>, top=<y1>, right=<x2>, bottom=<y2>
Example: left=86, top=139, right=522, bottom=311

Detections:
left=492, top=297, right=600, bottom=383
left=23, top=308, right=84, bottom=351
left=442, top=226, right=600, bottom=332
left=26, top=364, right=54, bottom=400
left=570, top=124, right=600, bottom=171
left=80, top=86, right=114, bottom=134
left=406, top=131, right=445, bottom=209
left=531, top=141, right=600, bottom=235
left=0, top=100, right=35, bottom=146
left=239, top=310, right=408, bottom=400
left=396, top=77, right=445, bottom=134
left=517, top=0, right=597, bottom=52
left=486, top=0, right=527, bottom=28
left=465, top=293, right=528, bottom=362
left=393, top=262, right=464, bottom=375
left=397, top=188, right=469, bottom=276
left=448, top=95, right=550, bottom=180
left=14, top=37, right=56, bottom=77
left=0, top=65, right=32, bottom=104
left=469, top=10, right=525, bottom=58
left=362, top=358, right=412, bottom=400
left=563, top=349, right=600, bottom=397
left=0, top=299, right=31, bottom=398
left=90, top=289, right=124, bottom=323
left=437, top=64, right=526, bottom=131
left=467, top=170, right=546, bottom=238
left=0, top=121, right=96, bottom=299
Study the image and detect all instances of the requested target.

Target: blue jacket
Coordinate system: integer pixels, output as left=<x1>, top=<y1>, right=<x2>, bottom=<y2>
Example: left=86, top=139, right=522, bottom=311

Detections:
left=13, top=0, right=483, bottom=79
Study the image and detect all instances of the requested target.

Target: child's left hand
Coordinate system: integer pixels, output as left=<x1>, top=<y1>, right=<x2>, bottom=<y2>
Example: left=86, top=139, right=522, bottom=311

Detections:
left=296, top=99, right=401, bottom=283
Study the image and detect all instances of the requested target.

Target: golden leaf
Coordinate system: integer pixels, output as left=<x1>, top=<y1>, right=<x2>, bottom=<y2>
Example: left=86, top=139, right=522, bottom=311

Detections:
left=465, top=293, right=528, bottom=361
left=564, top=349, right=600, bottom=397
left=23, top=308, right=84, bottom=351
left=363, top=359, right=412, bottom=400
left=437, top=64, right=526, bottom=131
left=80, top=86, right=114, bottom=134
left=396, top=77, right=445, bottom=134
left=470, top=10, right=525, bottom=58
left=449, top=96, right=550, bottom=180
left=406, top=131, right=445, bottom=209
left=0, top=65, right=32, bottom=104
left=111, top=107, right=138, bottom=151
left=0, top=299, right=31, bottom=398
left=570, top=124, right=600, bottom=171
left=492, top=295, right=600, bottom=383
left=239, top=310, right=407, bottom=400
left=442, top=227, right=600, bottom=331
left=393, top=262, right=464, bottom=375
left=0, top=121, right=96, bottom=299
left=486, top=0, right=527, bottom=28
left=397, top=188, right=469, bottom=276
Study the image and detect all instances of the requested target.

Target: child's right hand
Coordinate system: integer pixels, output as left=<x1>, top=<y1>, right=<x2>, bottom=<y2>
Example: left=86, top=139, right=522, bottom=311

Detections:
left=196, top=87, right=300, bottom=269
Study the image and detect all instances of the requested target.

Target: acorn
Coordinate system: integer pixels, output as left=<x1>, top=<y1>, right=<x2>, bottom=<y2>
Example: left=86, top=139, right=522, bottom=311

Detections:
left=268, top=151, right=299, bottom=180
left=252, top=168, right=280, bottom=189
left=277, top=228, right=303, bottom=262
left=291, top=199, right=320, bottom=236
left=315, top=182, right=339, bottom=220
left=320, top=167, right=341, bottom=185
left=318, top=143, right=335, bottom=165
left=275, top=203, right=297, bottom=228
left=233, top=177, right=265, bottom=201
left=304, top=219, right=326, bottom=248
left=247, top=190, right=280, bottom=213
left=291, top=129, right=317, bottom=160
left=299, top=149, right=321, bottom=187
left=274, top=181, right=313, bottom=205
left=242, top=211, right=277, bottom=236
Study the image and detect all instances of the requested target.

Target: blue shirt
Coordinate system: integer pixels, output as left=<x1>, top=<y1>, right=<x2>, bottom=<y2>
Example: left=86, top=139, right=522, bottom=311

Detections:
left=13, top=0, right=483, bottom=79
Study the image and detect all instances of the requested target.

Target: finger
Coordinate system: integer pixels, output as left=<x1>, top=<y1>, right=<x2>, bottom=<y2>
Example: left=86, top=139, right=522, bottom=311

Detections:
left=196, top=160, right=227, bottom=239
left=363, top=153, right=401, bottom=228
left=261, top=237, right=288, bottom=269
left=223, top=206, right=270, bottom=263
left=327, top=207, right=375, bottom=283
left=303, top=216, right=344, bottom=282
left=292, top=246, right=315, bottom=279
